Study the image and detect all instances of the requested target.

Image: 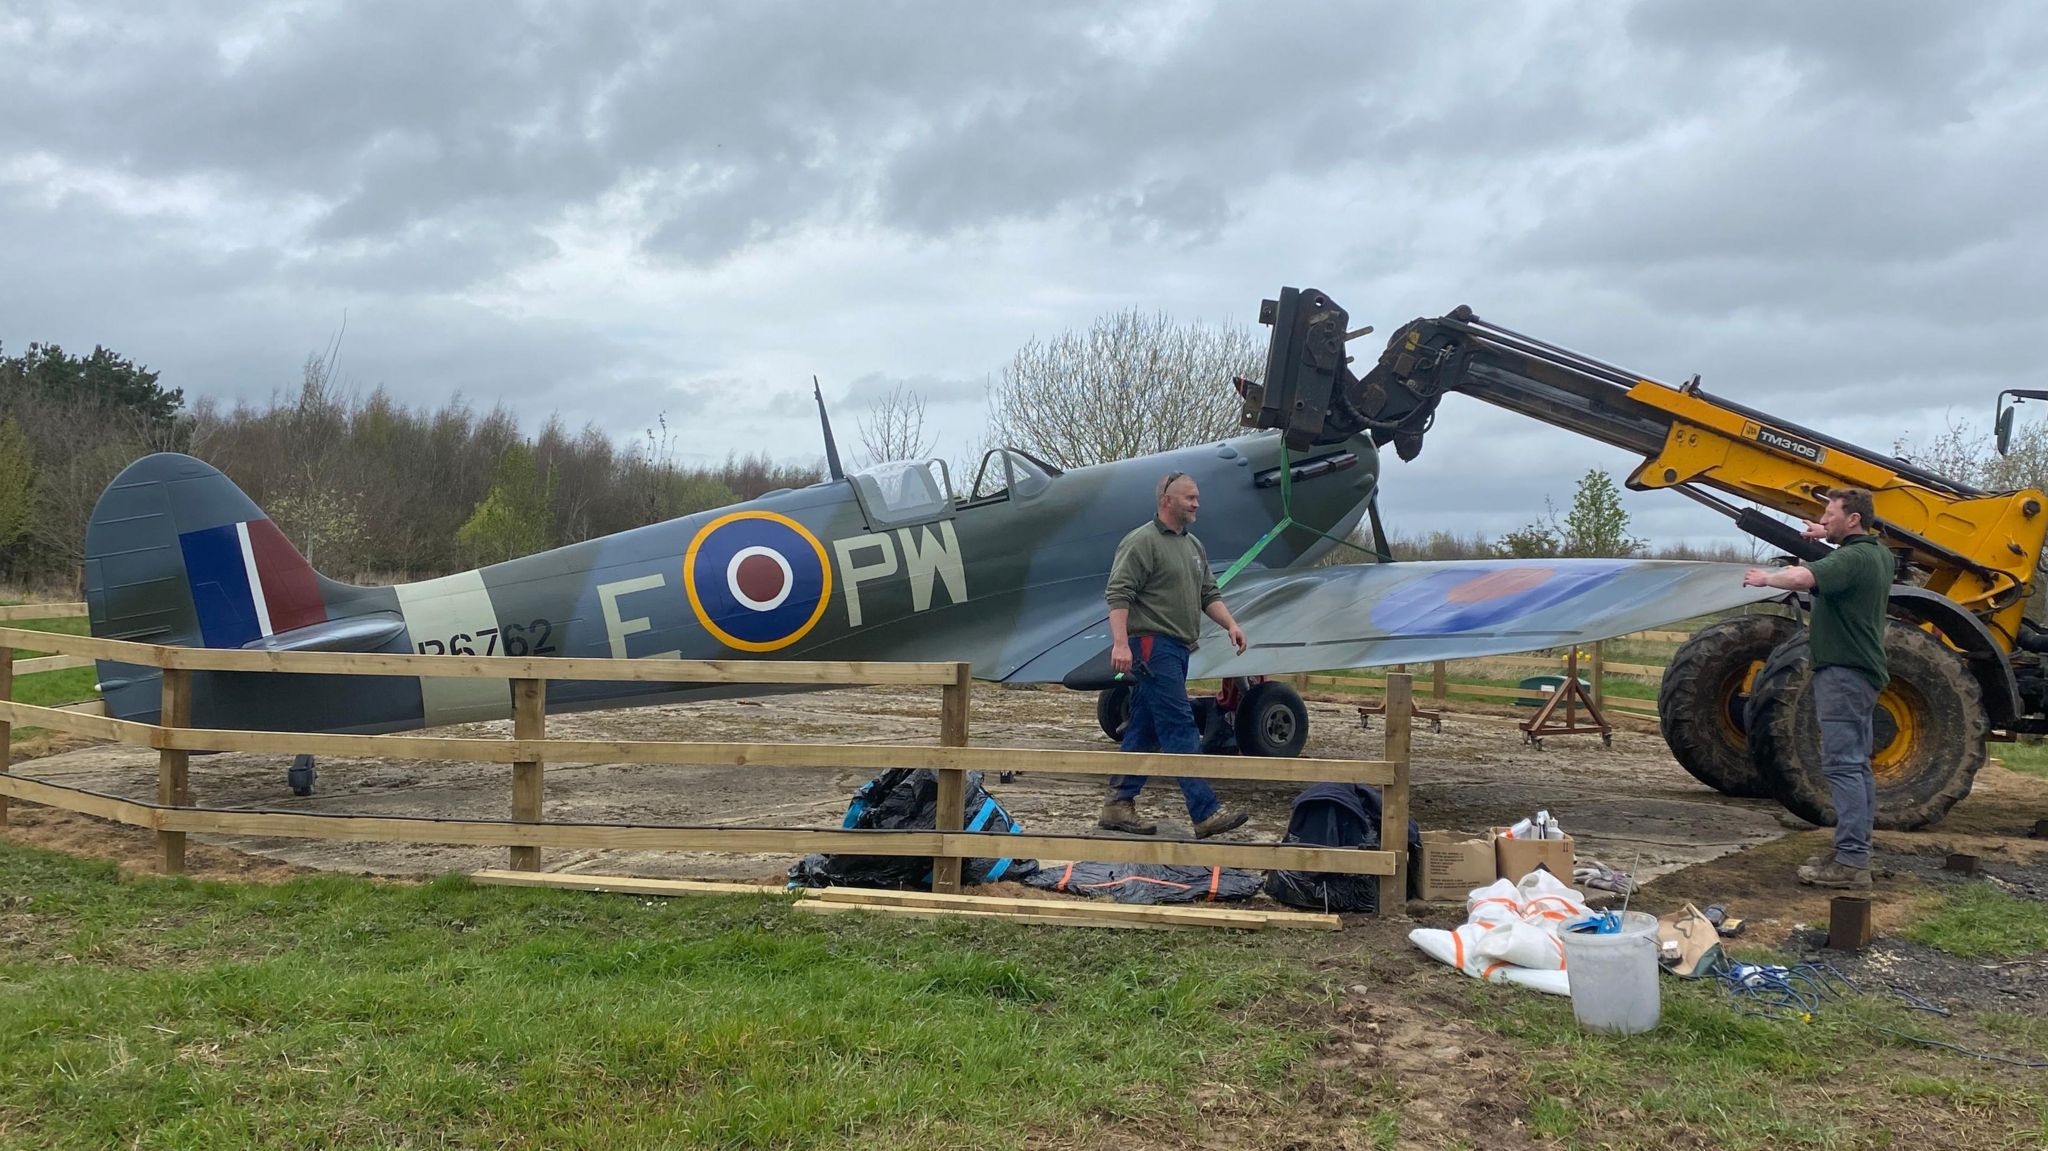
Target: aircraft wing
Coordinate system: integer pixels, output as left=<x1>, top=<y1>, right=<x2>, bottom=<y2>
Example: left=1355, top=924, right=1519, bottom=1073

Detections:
left=1003, top=558, right=1782, bottom=686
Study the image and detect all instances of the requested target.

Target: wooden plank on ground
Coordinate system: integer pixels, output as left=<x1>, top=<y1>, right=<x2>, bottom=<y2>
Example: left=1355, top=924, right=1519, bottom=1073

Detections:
left=469, top=869, right=791, bottom=897
left=811, top=887, right=1340, bottom=931
left=796, top=899, right=1170, bottom=931
left=0, top=603, right=87, bottom=622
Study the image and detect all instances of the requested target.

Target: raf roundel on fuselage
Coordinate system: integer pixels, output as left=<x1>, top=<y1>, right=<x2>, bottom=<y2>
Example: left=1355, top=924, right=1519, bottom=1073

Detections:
left=683, top=510, right=833, bottom=652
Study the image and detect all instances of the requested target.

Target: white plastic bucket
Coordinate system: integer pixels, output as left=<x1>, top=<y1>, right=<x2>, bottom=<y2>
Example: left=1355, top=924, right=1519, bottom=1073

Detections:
left=1559, top=910, right=1661, bottom=1035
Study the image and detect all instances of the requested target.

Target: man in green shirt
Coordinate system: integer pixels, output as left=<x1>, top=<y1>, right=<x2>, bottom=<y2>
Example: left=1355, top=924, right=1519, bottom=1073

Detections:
left=1742, top=487, right=1892, bottom=890
left=1099, top=471, right=1251, bottom=838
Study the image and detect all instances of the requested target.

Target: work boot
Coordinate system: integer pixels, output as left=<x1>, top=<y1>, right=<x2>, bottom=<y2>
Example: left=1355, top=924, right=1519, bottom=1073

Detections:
left=1193, top=808, right=1250, bottom=839
left=1098, top=798, right=1157, bottom=835
left=1796, top=858, right=1872, bottom=890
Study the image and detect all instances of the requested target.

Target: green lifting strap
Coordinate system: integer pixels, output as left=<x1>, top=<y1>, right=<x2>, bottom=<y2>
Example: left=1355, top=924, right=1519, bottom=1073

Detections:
left=1216, top=444, right=1381, bottom=589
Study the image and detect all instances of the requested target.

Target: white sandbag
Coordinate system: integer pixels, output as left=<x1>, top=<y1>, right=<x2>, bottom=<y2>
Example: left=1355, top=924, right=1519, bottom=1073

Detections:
left=1492, top=966, right=1571, bottom=996
left=1472, top=918, right=1570, bottom=971
left=1408, top=867, right=1590, bottom=995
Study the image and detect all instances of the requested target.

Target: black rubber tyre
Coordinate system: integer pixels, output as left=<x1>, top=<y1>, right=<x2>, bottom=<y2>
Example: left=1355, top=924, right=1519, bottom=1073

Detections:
left=1746, top=626, right=1987, bottom=831
left=1235, top=681, right=1309, bottom=757
left=1658, top=614, right=1801, bottom=798
left=1096, top=684, right=1133, bottom=742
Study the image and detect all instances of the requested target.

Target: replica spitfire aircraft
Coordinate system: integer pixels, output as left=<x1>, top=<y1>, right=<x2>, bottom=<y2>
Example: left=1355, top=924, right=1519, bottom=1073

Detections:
left=83, top=334, right=1775, bottom=779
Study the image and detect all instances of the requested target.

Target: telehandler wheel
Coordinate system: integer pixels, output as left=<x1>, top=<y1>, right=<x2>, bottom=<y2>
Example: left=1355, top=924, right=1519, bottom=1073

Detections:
left=1658, top=614, right=1800, bottom=798
left=1096, top=684, right=1133, bottom=742
left=1746, top=626, right=1987, bottom=831
left=1235, top=681, right=1309, bottom=757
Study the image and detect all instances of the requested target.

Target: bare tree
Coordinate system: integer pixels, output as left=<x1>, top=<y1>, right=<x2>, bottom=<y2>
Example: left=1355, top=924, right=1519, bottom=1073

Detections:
left=988, top=307, right=1259, bottom=468
left=856, top=383, right=933, bottom=465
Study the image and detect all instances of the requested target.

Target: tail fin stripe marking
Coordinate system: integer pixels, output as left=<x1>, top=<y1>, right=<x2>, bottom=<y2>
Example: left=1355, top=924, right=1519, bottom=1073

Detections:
left=177, top=523, right=261, bottom=648
left=235, top=521, right=275, bottom=636
left=245, top=519, right=327, bottom=632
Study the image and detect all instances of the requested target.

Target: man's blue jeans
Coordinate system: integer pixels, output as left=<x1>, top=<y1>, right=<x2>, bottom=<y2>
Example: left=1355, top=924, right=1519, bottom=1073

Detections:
left=1815, top=665, right=1879, bottom=868
left=1112, top=634, right=1221, bottom=823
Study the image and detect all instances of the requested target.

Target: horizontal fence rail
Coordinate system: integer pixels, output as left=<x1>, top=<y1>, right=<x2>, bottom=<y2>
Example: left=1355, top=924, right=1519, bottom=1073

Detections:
left=0, top=625, right=1415, bottom=915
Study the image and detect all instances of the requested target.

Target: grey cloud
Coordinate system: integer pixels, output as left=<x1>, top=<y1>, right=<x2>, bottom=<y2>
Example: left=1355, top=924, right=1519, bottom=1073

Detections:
left=837, top=372, right=983, bottom=408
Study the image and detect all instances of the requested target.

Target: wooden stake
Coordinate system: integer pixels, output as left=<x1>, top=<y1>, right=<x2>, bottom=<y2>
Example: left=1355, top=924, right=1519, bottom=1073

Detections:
left=1432, top=660, right=1447, bottom=702
left=509, top=678, right=546, bottom=871
left=1379, top=673, right=1412, bottom=915
left=1590, top=641, right=1606, bottom=711
left=931, top=662, right=970, bottom=894
left=157, top=668, right=192, bottom=873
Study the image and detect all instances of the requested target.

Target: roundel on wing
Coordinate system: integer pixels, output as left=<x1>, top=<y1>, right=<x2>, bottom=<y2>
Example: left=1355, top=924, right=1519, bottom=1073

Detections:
left=683, top=511, right=833, bottom=652
left=1368, top=561, right=1629, bottom=636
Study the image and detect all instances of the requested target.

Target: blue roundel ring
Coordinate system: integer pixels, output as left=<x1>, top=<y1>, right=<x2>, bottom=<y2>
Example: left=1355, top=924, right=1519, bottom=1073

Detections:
left=683, top=511, right=833, bottom=652
left=1368, top=561, right=1629, bottom=636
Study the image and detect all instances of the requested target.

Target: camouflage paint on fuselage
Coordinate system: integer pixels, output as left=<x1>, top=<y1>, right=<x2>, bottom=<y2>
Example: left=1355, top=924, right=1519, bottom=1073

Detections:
left=84, top=431, right=1378, bottom=734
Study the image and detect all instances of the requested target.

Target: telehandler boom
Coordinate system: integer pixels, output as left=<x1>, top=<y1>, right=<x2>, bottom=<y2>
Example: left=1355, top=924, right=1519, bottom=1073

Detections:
left=1242, top=288, right=2048, bottom=829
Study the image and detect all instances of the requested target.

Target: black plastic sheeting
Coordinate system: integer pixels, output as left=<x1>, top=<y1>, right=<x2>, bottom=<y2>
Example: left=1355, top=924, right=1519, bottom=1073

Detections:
left=1024, top=861, right=1265, bottom=904
left=1260, top=782, right=1422, bottom=914
left=787, top=768, right=1038, bottom=890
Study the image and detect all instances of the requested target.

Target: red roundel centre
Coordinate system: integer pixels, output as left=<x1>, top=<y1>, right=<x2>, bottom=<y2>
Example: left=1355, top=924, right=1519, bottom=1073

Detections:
left=736, top=553, right=787, bottom=602
left=1444, top=566, right=1554, bottom=604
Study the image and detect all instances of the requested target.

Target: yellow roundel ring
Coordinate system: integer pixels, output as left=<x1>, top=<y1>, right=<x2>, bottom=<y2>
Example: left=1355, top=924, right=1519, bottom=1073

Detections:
left=682, top=510, right=834, bottom=652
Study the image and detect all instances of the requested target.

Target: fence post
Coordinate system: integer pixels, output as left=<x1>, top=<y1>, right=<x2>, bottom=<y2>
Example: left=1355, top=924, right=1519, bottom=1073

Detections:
left=157, top=667, right=192, bottom=873
left=1378, top=672, right=1412, bottom=916
left=0, top=644, right=12, bottom=826
left=1432, top=660, right=1447, bottom=703
left=510, top=678, right=546, bottom=871
left=931, top=662, right=971, bottom=894
left=1590, top=641, right=1605, bottom=711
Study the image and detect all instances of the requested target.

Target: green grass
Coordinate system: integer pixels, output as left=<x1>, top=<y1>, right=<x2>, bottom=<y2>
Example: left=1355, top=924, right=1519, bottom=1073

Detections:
left=1994, top=739, right=2048, bottom=780
left=1904, top=883, right=2048, bottom=960
left=0, top=841, right=1331, bottom=1150
left=1471, top=975, right=2046, bottom=1149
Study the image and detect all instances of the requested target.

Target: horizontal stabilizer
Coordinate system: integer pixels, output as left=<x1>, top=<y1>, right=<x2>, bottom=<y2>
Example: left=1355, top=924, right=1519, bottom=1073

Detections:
left=241, top=612, right=407, bottom=654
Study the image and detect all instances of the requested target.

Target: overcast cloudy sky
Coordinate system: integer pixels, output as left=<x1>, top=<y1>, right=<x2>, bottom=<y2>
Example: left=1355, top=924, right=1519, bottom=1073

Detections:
left=5, top=0, right=2044, bottom=546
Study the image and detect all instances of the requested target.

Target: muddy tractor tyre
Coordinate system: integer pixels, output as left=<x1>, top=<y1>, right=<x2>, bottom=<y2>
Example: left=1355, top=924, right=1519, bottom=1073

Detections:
left=1096, top=684, right=1133, bottom=742
left=1235, top=680, right=1310, bottom=757
left=1658, top=614, right=1801, bottom=798
left=1746, top=626, right=1987, bottom=831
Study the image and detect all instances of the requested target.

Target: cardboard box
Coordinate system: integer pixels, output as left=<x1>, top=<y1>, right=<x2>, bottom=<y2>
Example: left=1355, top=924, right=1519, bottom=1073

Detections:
left=1492, top=829, right=1575, bottom=883
left=1417, top=831, right=1497, bottom=901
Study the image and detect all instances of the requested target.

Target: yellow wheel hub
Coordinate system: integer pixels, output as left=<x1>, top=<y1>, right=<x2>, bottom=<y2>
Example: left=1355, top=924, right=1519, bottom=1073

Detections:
left=1871, top=683, right=1921, bottom=784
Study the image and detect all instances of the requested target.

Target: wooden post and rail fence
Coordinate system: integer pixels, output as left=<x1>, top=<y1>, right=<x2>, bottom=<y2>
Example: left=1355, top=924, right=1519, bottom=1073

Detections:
left=0, top=610, right=1414, bottom=915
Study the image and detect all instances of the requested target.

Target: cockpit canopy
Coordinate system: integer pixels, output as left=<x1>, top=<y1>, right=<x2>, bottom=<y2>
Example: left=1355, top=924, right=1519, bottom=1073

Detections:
left=846, top=448, right=1061, bottom=527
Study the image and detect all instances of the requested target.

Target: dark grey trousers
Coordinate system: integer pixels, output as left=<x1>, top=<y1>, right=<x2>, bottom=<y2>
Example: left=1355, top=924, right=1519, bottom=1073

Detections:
left=1814, top=665, right=1879, bottom=867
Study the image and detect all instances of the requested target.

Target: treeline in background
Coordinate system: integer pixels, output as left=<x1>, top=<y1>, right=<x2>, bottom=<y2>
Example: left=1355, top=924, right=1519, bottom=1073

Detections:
left=0, top=344, right=817, bottom=591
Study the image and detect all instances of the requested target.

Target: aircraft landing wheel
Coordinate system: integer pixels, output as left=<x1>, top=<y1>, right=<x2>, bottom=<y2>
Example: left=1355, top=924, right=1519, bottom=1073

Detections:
left=1235, top=681, right=1308, bottom=757
left=1746, top=626, right=1987, bottom=831
left=1659, top=614, right=1800, bottom=798
left=288, top=753, right=317, bottom=797
left=1096, top=684, right=1133, bottom=742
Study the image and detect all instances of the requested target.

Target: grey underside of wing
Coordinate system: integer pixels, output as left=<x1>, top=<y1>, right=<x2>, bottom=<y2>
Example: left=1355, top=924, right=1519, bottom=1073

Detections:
left=1187, top=559, right=1781, bottom=679
left=1002, top=559, right=1781, bottom=683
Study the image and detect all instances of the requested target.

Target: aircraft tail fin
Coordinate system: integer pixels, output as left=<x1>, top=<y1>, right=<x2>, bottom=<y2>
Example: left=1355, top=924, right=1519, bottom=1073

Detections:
left=84, top=453, right=341, bottom=654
